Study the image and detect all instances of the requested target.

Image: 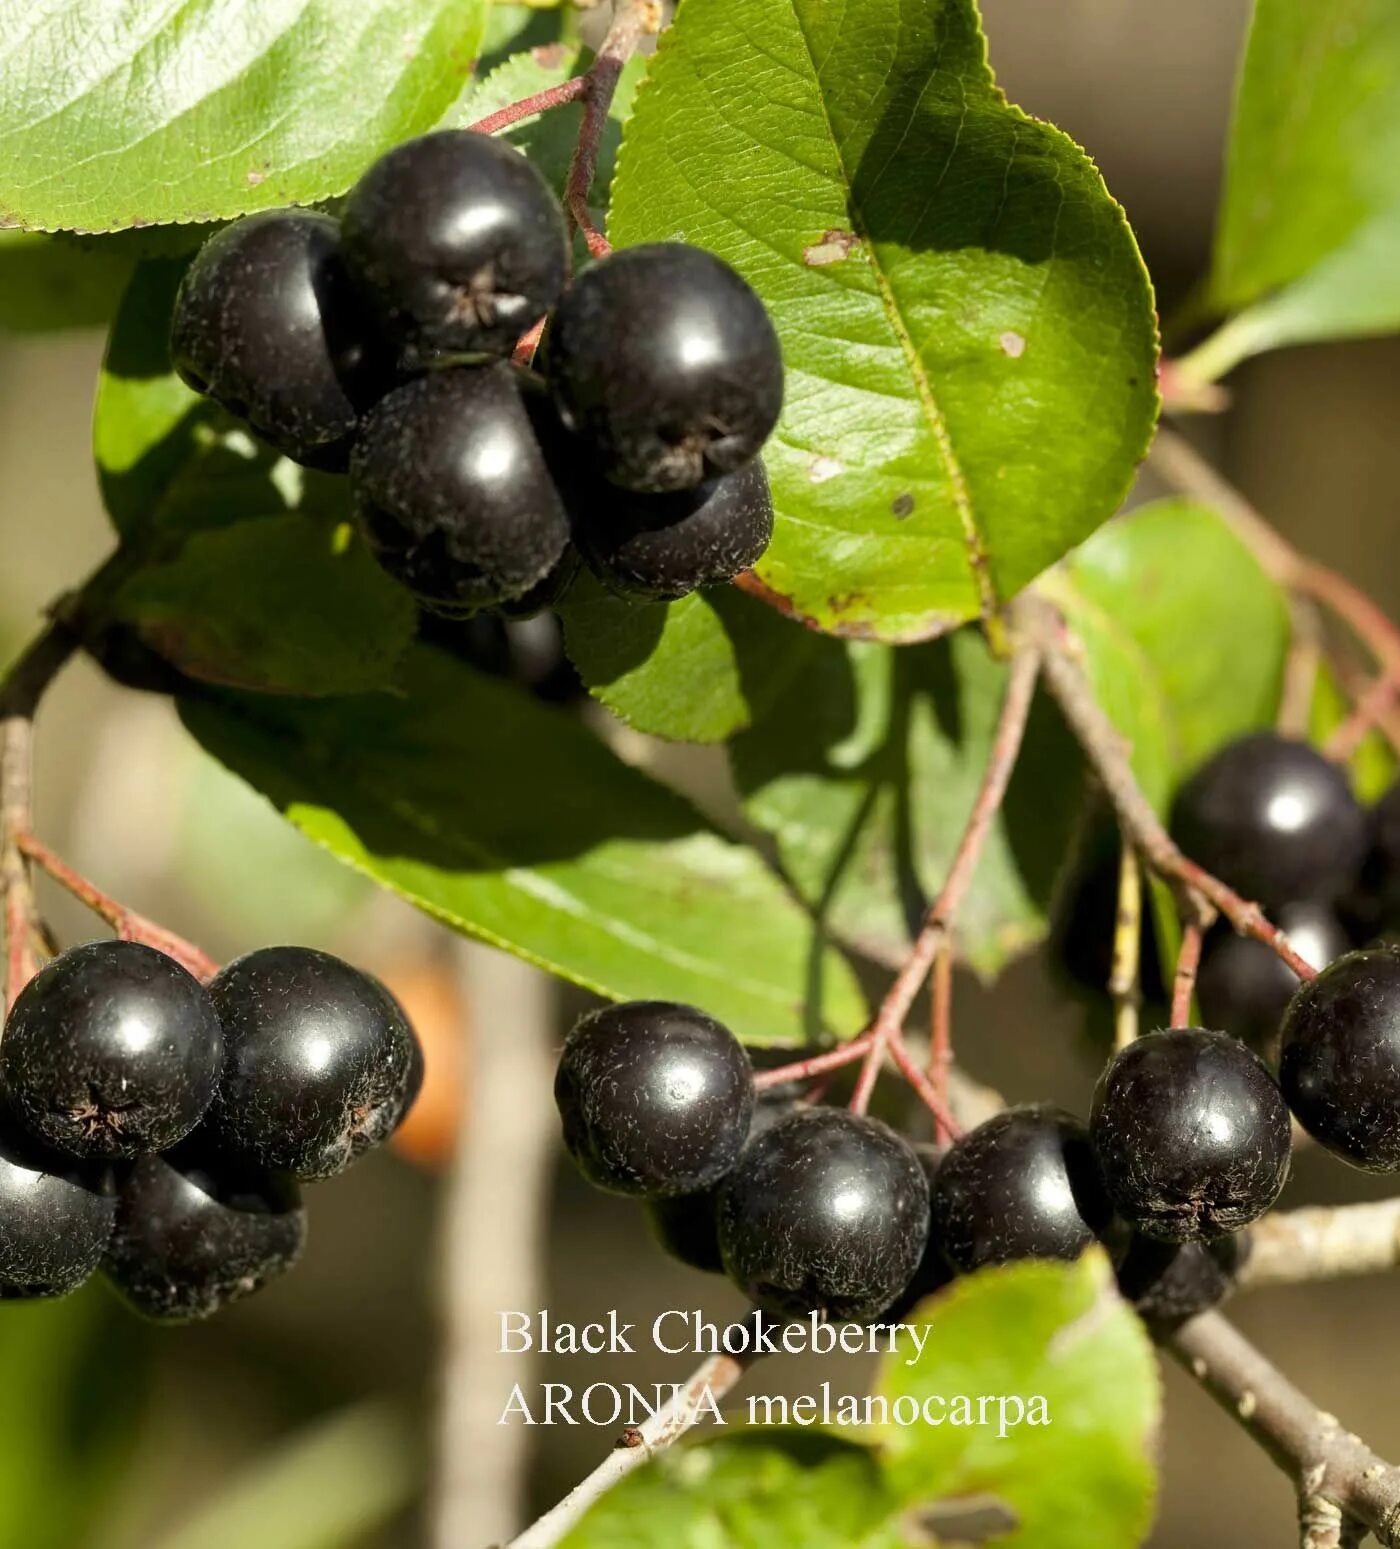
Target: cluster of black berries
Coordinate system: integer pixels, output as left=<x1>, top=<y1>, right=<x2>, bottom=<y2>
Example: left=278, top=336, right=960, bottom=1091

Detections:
left=170, top=130, right=783, bottom=613
left=0, top=941, right=421, bottom=1320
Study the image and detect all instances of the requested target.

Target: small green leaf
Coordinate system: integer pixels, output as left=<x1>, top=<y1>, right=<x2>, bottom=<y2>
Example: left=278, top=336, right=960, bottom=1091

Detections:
left=559, top=578, right=817, bottom=743
left=110, top=514, right=416, bottom=696
left=1309, top=659, right=1396, bottom=804
left=181, top=646, right=867, bottom=1045
left=876, top=1253, right=1159, bottom=1549
left=1191, top=0, right=1400, bottom=379
left=0, top=0, right=488, bottom=233
left=0, top=231, right=131, bottom=332
left=733, top=629, right=1081, bottom=979
left=609, top=0, right=1158, bottom=642
left=561, top=1433, right=911, bottom=1549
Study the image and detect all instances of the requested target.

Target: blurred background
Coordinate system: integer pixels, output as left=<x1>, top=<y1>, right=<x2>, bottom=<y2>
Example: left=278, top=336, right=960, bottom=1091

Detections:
left=2, top=0, right=1397, bottom=1544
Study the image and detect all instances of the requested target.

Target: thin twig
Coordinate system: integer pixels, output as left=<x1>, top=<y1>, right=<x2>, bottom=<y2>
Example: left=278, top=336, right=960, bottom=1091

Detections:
left=568, top=191, right=612, bottom=259
left=1109, top=843, right=1142, bottom=1051
left=928, top=942, right=953, bottom=1143
left=1278, top=600, right=1324, bottom=739
left=466, top=74, right=591, bottom=136
left=1170, top=918, right=1204, bottom=1028
left=1167, top=1311, right=1400, bottom=1547
left=1327, top=672, right=1400, bottom=763
left=753, top=1027, right=878, bottom=1091
left=507, top=1352, right=755, bottom=1549
left=1240, top=1200, right=1400, bottom=1290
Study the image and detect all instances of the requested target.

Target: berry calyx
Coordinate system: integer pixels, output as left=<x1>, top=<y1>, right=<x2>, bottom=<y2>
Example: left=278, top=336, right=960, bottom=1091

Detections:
left=572, top=460, right=774, bottom=600
left=1197, top=902, right=1350, bottom=1059
left=0, top=941, right=223, bottom=1161
left=715, top=1107, right=929, bottom=1322
left=103, top=1142, right=305, bottom=1322
left=1279, top=947, right=1400, bottom=1171
left=171, top=210, right=390, bottom=470
left=200, top=947, right=420, bottom=1181
left=930, top=1106, right=1114, bottom=1273
left=554, top=1001, right=754, bottom=1198
left=0, top=1126, right=115, bottom=1299
left=351, top=366, right=570, bottom=613
left=547, top=243, right=784, bottom=493
left=341, top=130, right=568, bottom=364
left=1170, top=733, right=1367, bottom=909
left=1091, top=1028, right=1291, bottom=1241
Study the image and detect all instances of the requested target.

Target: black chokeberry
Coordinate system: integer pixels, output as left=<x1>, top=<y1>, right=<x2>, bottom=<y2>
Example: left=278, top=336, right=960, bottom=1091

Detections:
left=171, top=210, right=390, bottom=470
left=1091, top=1028, right=1291, bottom=1241
left=200, top=947, right=420, bottom=1181
left=1279, top=947, right=1400, bottom=1171
left=548, top=243, right=783, bottom=493
left=1, top=941, right=223, bottom=1161
left=878, top=1143, right=952, bottom=1319
left=103, top=1143, right=305, bottom=1322
left=1114, top=1232, right=1243, bottom=1331
left=644, top=1091, right=797, bottom=1273
left=931, top=1106, right=1114, bottom=1274
left=555, top=1001, right=754, bottom=1198
left=1170, top=734, right=1367, bottom=909
left=716, top=1107, right=929, bottom=1322
left=1358, top=779, right=1400, bottom=931
left=0, top=1125, right=115, bottom=1298
left=351, top=366, right=570, bottom=613
left=341, top=130, right=568, bottom=364
left=1197, top=902, right=1350, bottom=1058
left=573, top=460, right=774, bottom=600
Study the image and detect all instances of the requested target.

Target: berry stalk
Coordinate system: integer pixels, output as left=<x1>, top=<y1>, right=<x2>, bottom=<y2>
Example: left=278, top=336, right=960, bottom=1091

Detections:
left=1170, top=918, right=1204, bottom=1028
left=465, top=75, right=591, bottom=137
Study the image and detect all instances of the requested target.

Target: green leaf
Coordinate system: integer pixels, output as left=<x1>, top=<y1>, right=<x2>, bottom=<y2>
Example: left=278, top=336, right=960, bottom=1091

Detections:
left=1043, top=498, right=1291, bottom=810
left=0, top=231, right=131, bottom=332
left=559, top=578, right=817, bottom=743
left=608, top=0, right=1158, bottom=643
left=109, top=514, right=416, bottom=696
left=734, top=629, right=1081, bottom=978
left=876, top=1252, right=1159, bottom=1549
left=477, top=1, right=577, bottom=77
left=1191, top=0, right=1400, bottom=380
left=0, top=0, right=486, bottom=234
left=1309, top=660, right=1397, bottom=804
left=561, top=1433, right=911, bottom=1549
left=180, top=645, right=867, bottom=1045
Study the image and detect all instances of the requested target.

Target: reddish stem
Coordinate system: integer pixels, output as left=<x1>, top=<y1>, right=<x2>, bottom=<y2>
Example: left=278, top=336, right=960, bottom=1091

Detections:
left=1326, top=671, right=1400, bottom=763
left=928, top=942, right=953, bottom=1144
left=512, top=316, right=546, bottom=368
left=1171, top=919, right=1204, bottom=1028
left=888, top=1033, right=963, bottom=1139
left=466, top=74, right=590, bottom=136
left=19, top=834, right=219, bottom=984
left=568, top=192, right=612, bottom=260
left=754, top=1028, right=878, bottom=1090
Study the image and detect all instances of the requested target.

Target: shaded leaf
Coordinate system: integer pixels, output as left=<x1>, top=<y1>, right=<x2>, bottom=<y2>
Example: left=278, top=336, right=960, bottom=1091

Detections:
left=0, top=0, right=487, bottom=233
left=609, top=0, right=1158, bottom=642
left=1309, top=659, right=1396, bottom=805
left=0, top=231, right=131, bottom=332
left=181, top=646, right=867, bottom=1045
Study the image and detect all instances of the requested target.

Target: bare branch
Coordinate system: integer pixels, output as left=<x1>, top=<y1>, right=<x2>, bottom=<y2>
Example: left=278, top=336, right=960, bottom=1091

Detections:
left=1240, top=1200, right=1400, bottom=1290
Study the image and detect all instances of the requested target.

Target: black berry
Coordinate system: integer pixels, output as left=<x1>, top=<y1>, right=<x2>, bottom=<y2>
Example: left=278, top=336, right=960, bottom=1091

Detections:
left=171, top=210, right=389, bottom=470
left=103, top=1142, right=305, bottom=1322
left=341, top=130, right=567, bottom=364
left=548, top=243, right=783, bottom=493
left=1, top=941, right=223, bottom=1161
left=878, top=1143, right=952, bottom=1318
left=1355, top=779, right=1400, bottom=932
left=1279, top=946, right=1400, bottom=1171
left=716, top=1107, right=929, bottom=1322
left=931, top=1106, right=1114, bottom=1273
left=201, top=947, right=420, bottom=1181
left=1091, top=1028, right=1291, bottom=1241
left=352, top=366, right=570, bottom=613
left=1170, top=734, right=1367, bottom=909
left=644, top=1091, right=797, bottom=1273
left=555, top=1001, right=753, bottom=1198
left=0, top=1125, right=115, bottom=1298
left=1197, top=902, right=1350, bottom=1058
left=573, top=460, right=774, bottom=599
left=1115, top=1232, right=1244, bottom=1331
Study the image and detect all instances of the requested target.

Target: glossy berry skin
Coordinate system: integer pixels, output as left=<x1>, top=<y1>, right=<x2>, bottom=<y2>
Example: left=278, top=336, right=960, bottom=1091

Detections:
left=352, top=366, right=570, bottom=613
left=548, top=243, right=784, bottom=493
left=0, top=1126, right=115, bottom=1298
left=103, top=1143, right=304, bottom=1322
left=1091, top=1028, right=1291, bottom=1241
left=1170, top=734, right=1367, bottom=909
left=716, top=1108, right=929, bottom=1322
left=1279, top=947, right=1400, bottom=1170
left=201, top=947, right=420, bottom=1181
left=644, top=1092, right=797, bottom=1273
left=1197, top=902, right=1350, bottom=1058
left=341, top=130, right=567, bottom=364
left=171, top=210, right=389, bottom=470
left=878, top=1143, right=952, bottom=1319
left=931, top=1106, right=1114, bottom=1274
left=1115, top=1232, right=1243, bottom=1332
left=1, top=941, right=223, bottom=1161
left=573, top=460, right=774, bottom=600
left=555, top=1001, right=753, bottom=1198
